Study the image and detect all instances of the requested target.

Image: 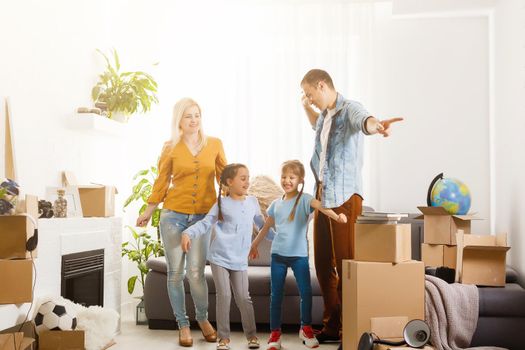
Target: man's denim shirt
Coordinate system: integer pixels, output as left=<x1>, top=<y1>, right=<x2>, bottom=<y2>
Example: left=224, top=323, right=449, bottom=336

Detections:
left=310, top=93, right=370, bottom=208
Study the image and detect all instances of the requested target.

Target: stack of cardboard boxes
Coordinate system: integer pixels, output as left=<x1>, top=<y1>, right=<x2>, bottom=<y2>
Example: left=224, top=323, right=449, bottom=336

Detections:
left=418, top=206, right=510, bottom=287
left=0, top=195, right=38, bottom=349
left=0, top=195, right=87, bottom=349
left=342, top=213, right=427, bottom=350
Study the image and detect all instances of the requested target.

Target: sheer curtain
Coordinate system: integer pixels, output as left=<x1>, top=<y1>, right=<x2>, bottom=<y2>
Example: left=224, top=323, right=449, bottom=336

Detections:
left=140, top=0, right=376, bottom=200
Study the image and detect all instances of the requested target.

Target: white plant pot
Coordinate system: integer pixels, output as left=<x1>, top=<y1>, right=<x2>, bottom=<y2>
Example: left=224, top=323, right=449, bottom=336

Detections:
left=110, top=111, right=129, bottom=123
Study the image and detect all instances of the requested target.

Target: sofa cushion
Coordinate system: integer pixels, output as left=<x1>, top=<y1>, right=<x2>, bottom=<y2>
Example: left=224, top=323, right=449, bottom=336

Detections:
left=478, top=283, right=525, bottom=317
left=505, top=266, right=519, bottom=284
left=146, top=257, right=322, bottom=296
left=248, top=236, right=272, bottom=266
left=147, top=257, right=168, bottom=273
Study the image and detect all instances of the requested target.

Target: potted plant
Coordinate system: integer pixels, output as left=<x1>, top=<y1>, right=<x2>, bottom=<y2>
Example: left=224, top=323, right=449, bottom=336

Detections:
left=121, top=226, right=163, bottom=325
left=124, top=165, right=162, bottom=241
left=91, top=49, right=158, bottom=122
left=122, top=165, right=164, bottom=325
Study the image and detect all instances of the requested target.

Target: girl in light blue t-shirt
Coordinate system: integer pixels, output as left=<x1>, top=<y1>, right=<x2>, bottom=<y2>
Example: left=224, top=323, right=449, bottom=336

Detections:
left=250, top=160, right=346, bottom=350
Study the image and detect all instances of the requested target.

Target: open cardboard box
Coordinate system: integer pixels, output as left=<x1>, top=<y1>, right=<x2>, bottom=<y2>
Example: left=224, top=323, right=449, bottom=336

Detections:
left=417, top=206, right=480, bottom=245
left=342, top=260, right=425, bottom=350
left=355, top=224, right=412, bottom=263
left=39, top=330, right=85, bottom=350
left=0, top=258, right=32, bottom=304
left=0, top=321, right=36, bottom=350
left=421, top=243, right=457, bottom=269
left=62, top=171, right=117, bottom=217
left=455, top=231, right=510, bottom=286
left=0, top=195, right=39, bottom=259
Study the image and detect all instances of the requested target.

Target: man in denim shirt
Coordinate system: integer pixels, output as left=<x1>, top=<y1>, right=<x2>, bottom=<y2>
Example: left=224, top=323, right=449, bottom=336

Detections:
left=300, top=69, right=402, bottom=344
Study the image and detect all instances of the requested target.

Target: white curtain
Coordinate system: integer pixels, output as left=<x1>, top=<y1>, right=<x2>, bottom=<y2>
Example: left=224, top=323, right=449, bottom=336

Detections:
left=140, top=0, right=377, bottom=197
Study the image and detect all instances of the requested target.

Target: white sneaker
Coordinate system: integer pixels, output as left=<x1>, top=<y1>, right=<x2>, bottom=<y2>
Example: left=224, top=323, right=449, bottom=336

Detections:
left=299, top=326, right=319, bottom=348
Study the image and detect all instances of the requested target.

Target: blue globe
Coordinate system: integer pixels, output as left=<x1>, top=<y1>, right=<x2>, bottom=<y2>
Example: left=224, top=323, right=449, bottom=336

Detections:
left=429, top=176, right=471, bottom=215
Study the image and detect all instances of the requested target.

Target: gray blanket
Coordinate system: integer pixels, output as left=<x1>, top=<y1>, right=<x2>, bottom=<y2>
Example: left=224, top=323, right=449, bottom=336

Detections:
left=425, top=275, right=506, bottom=350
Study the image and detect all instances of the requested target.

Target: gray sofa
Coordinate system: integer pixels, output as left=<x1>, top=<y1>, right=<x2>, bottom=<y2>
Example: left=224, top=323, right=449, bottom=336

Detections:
left=144, top=235, right=324, bottom=330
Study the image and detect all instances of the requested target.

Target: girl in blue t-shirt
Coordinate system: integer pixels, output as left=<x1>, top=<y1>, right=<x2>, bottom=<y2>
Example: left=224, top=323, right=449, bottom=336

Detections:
left=250, top=160, right=347, bottom=350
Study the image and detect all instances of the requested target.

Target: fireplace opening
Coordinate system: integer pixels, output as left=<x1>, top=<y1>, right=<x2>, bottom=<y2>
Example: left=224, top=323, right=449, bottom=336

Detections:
left=61, top=249, right=104, bottom=307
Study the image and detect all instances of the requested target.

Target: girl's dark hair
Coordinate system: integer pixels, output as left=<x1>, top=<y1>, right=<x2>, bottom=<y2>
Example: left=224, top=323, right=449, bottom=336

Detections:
left=217, top=163, right=248, bottom=221
left=281, top=160, right=305, bottom=221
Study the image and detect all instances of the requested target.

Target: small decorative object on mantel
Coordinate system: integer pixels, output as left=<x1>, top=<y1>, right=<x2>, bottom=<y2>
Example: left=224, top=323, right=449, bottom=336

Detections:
left=0, top=178, right=19, bottom=215
left=54, top=188, right=68, bottom=218
left=38, top=199, right=54, bottom=218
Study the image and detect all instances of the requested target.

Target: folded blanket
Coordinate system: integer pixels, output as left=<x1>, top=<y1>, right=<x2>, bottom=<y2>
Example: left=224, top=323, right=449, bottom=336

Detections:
left=425, top=275, right=506, bottom=350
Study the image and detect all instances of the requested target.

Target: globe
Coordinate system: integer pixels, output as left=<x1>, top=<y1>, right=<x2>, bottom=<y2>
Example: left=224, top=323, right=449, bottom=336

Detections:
left=429, top=175, right=471, bottom=215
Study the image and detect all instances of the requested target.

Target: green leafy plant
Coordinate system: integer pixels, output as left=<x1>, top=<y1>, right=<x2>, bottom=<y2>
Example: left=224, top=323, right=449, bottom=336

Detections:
left=92, top=49, right=158, bottom=119
left=122, top=165, right=165, bottom=295
left=124, top=165, right=161, bottom=240
left=121, top=226, right=164, bottom=294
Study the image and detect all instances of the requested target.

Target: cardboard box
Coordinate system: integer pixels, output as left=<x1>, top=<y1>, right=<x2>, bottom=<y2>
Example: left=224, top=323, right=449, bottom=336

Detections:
left=355, top=224, right=412, bottom=263
left=0, top=215, right=37, bottom=259
left=0, top=259, right=32, bottom=304
left=0, top=320, right=37, bottom=350
left=39, top=330, right=85, bottom=350
left=455, top=231, right=510, bottom=286
left=63, top=171, right=117, bottom=217
left=0, top=332, right=34, bottom=350
left=342, top=260, right=425, bottom=350
left=0, top=195, right=39, bottom=259
left=421, top=243, right=457, bottom=269
left=370, top=316, right=407, bottom=341
left=417, top=206, right=479, bottom=245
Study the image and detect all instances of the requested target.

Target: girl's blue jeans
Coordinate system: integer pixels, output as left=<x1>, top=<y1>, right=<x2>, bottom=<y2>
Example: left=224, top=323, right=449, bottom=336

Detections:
left=270, top=253, right=312, bottom=330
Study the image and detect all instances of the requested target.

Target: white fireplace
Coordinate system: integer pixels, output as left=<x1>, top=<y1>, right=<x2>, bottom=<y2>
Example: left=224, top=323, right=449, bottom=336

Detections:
left=0, top=217, right=122, bottom=330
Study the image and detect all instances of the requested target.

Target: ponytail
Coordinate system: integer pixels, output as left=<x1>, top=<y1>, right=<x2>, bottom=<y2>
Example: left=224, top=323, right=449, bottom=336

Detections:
left=288, top=182, right=304, bottom=221
left=217, top=183, right=224, bottom=222
left=280, top=160, right=306, bottom=222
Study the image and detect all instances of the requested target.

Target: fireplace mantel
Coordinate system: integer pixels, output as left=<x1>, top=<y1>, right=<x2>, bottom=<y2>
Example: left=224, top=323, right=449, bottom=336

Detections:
left=0, top=217, right=122, bottom=330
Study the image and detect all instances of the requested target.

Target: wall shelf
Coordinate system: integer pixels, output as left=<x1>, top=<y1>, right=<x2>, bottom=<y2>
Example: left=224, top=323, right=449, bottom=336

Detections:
left=67, top=113, right=126, bottom=135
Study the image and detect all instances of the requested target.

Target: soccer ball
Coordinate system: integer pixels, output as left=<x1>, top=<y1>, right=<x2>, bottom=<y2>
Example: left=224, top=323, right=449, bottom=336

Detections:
left=34, top=300, right=77, bottom=334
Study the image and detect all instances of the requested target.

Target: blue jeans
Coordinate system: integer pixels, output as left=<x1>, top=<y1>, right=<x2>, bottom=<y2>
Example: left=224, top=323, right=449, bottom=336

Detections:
left=270, top=253, right=312, bottom=330
left=159, top=209, right=210, bottom=328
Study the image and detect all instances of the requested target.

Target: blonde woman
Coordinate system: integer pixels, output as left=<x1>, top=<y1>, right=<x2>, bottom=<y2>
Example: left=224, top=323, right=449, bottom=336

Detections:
left=137, top=98, right=227, bottom=347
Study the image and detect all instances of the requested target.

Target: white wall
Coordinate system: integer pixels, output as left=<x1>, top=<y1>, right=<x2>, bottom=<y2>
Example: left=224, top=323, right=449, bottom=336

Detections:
left=493, top=0, right=525, bottom=284
left=371, top=0, right=525, bottom=282
left=371, top=2, right=491, bottom=233
left=0, top=0, right=167, bottom=324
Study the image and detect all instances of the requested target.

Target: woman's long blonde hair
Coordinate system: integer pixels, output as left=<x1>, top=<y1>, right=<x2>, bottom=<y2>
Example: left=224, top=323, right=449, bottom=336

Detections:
left=171, top=97, right=207, bottom=149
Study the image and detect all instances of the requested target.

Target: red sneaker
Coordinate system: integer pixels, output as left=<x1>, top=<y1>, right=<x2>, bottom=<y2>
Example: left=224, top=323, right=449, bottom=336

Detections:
left=267, top=329, right=282, bottom=350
